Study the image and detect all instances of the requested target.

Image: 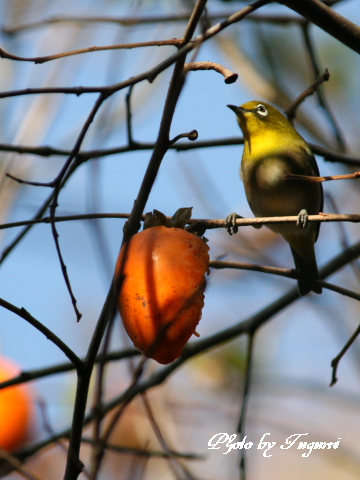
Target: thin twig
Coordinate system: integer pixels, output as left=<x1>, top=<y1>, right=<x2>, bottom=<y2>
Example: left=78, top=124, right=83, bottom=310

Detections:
left=5, top=10, right=347, bottom=36
left=125, top=85, right=135, bottom=145
left=6, top=94, right=109, bottom=321
left=189, top=213, right=360, bottom=230
left=331, top=323, right=360, bottom=386
left=2, top=137, right=359, bottom=166
left=0, top=188, right=55, bottom=263
left=0, top=348, right=139, bottom=391
left=0, top=298, right=83, bottom=370
left=319, top=280, right=360, bottom=302
left=89, top=317, right=116, bottom=479
left=285, top=172, right=360, bottom=182
left=63, top=282, right=118, bottom=480
left=183, top=61, right=238, bottom=83
left=5, top=172, right=54, bottom=187
left=49, top=94, right=108, bottom=321
left=36, top=398, right=94, bottom=477
left=301, top=23, right=346, bottom=150
left=2, top=13, right=310, bottom=36
left=169, top=130, right=198, bottom=146
left=210, top=261, right=360, bottom=303
left=238, top=333, right=255, bottom=480
left=140, top=393, right=194, bottom=480
left=81, top=437, right=203, bottom=460
left=326, top=193, right=360, bottom=282
left=0, top=213, right=133, bottom=230
left=210, top=260, right=296, bottom=278
left=0, top=40, right=181, bottom=64
left=0, top=139, right=101, bottom=263
left=285, top=69, right=330, bottom=121
left=91, top=356, right=148, bottom=478
left=0, top=448, right=41, bottom=480
left=0, top=212, right=360, bottom=234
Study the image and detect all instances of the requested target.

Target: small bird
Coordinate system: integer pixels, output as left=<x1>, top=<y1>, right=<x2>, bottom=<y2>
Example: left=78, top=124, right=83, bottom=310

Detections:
left=227, top=101, right=323, bottom=295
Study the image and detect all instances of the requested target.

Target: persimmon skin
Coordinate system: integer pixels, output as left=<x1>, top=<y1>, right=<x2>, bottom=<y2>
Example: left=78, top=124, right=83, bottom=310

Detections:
left=0, top=358, right=32, bottom=452
left=115, top=226, right=209, bottom=364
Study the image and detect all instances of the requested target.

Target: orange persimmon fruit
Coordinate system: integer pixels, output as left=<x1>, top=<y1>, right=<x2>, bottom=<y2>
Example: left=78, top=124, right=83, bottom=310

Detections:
left=0, top=357, right=33, bottom=452
left=115, top=225, right=209, bottom=364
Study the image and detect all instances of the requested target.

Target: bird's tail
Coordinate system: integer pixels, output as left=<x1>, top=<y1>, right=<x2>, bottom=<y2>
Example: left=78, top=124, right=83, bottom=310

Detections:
left=290, top=246, right=322, bottom=296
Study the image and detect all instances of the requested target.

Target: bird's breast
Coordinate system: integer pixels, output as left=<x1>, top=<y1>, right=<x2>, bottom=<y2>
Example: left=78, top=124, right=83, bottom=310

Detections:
left=241, top=153, right=322, bottom=219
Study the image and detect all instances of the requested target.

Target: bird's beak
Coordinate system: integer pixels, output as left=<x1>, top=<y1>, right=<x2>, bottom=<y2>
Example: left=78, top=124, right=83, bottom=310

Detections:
left=227, top=104, right=247, bottom=116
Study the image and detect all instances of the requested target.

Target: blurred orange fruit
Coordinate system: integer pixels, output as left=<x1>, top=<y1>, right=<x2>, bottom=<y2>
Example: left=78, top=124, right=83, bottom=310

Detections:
left=0, top=357, right=32, bottom=452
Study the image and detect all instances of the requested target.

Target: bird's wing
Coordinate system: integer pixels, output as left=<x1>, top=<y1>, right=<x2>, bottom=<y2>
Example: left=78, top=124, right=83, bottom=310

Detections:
left=301, top=146, right=324, bottom=241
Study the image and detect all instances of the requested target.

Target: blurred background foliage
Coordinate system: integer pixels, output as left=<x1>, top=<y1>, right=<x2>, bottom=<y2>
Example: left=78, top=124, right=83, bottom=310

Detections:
left=0, top=0, right=359, bottom=479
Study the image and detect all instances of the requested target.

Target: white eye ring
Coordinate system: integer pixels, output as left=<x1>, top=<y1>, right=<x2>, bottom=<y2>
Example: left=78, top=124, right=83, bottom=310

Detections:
left=256, top=104, right=268, bottom=117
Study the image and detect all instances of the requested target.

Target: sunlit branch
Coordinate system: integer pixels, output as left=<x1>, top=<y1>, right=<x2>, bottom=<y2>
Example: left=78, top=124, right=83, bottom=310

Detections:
left=0, top=212, right=359, bottom=233
left=285, top=172, right=360, bottom=182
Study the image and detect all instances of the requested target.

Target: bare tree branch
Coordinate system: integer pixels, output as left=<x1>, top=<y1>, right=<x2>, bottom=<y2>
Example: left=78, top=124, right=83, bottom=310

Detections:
left=0, top=348, right=139, bottom=391
left=278, top=0, right=360, bottom=54
left=331, top=322, right=360, bottom=386
left=238, top=333, right=254, bottom=480
left=301, top=23, right=346, bottom=150
left=81, top=437, right=203, bottom=460
left=285, top=172, right=360, bottom=182
left=183, top=61, right=238, bottom=83
left=0, top=298, right=83, bottom=370
left=169, top=129, right=198, bottom=145
left=285, top=69, right=330, bottom=121
left=2, top=137, right=359, bottom=167
left=0, top=447, right=41, bottom=480
left=0, top=212, right=359, bottom=234
left=1, top=13, right=308, bottom=35
left=0, top=40, right=182, bottom=64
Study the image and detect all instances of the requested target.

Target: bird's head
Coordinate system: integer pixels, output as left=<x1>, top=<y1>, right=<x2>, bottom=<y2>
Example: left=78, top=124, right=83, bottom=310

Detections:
left=227, top=101, right=292, bottom=142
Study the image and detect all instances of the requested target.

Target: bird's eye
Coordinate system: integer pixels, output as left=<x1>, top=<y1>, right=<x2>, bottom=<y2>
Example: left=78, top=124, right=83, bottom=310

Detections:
left=256, top=104, right=268, bottom=117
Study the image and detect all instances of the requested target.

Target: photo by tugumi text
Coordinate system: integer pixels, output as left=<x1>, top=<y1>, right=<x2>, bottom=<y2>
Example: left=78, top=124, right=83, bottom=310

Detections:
left=208, top=433, right=341, bottom=457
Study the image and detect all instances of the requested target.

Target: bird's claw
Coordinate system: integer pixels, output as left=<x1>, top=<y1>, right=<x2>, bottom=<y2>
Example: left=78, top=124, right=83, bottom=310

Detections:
left=225, top=212, right=241, bottom=235
left=297, top=209, right=308, bottom=229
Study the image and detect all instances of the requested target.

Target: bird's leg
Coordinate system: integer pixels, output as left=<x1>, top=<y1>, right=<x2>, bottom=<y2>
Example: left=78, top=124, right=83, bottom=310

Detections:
left=296, top=209, right=309, bottom=229
left=225, top=212, right=242, bottom=235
